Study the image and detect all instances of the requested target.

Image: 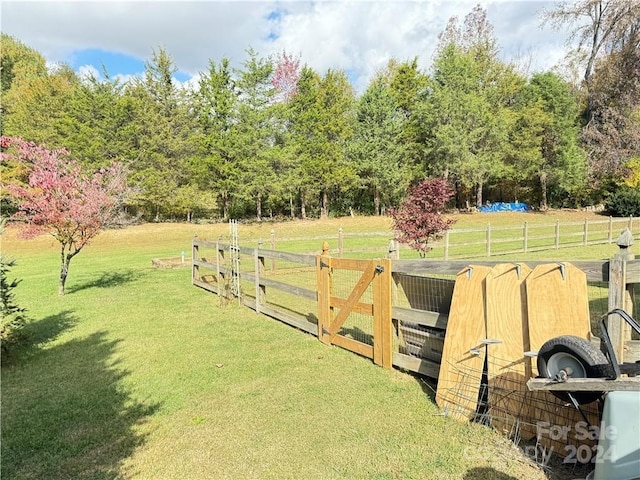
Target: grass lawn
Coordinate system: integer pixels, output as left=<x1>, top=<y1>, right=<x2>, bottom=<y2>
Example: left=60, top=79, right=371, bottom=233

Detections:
left=1, top=211, right=621, bottom=479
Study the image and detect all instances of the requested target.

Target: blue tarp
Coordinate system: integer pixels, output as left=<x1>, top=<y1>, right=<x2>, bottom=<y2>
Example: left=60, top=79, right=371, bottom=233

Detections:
left=477, top=202, right=529, bottom=213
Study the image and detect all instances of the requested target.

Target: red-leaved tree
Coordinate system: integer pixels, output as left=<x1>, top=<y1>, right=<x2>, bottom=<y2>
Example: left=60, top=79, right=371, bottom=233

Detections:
left=390, top=178, right=456, bottom=257
left=1, top=137, right=128, bottom=295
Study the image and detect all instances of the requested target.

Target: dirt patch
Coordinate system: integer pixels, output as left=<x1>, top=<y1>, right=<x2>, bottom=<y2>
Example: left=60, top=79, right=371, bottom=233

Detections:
left=151, top=257, right=191, bottom=269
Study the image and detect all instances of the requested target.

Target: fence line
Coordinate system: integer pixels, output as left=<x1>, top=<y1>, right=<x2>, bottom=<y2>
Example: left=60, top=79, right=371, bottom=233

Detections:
left=247, top=216, right=639, bottom=260
left=193, top=229, right=639, bottom=378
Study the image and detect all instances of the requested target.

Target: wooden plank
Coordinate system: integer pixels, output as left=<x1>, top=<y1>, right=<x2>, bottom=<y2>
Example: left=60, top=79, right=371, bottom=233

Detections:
left=241, top=274, right=317, bottom=301
left=371, top=258, right=392, bottom=367
left=257, top=249, right=317, bottom=266
left=193, top=278, right=220, bottom=294
left=392, top=352, right=440, bottom=379
left=330, top=257, right=375, bottom=272
left=527, top=377, right=640, bottom=392
left=327, top=262, right=376, bottom=338
left=523, top=263, right=595, bottom=446
left=526, top=263, right=592, bottom=354
left=260, top=305, right=319, bottom=336
left=330, top=297, right=373, bottom=316
left=392, top=260, right=608, bottom=282
left=484, top=263, right=532, bottom=436
left=392, top=307, right=448, bottom=330
left=316, top=255, right=331, bottom=344
left=435, top=265, right=492, bottom=421
left=331, top=334, right=374, bottom=359
left=627, top=259, right=640, bottom=283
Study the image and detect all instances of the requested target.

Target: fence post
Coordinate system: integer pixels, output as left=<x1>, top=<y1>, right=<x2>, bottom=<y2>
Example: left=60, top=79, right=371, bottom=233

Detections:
left=270, top=229, right=276, bottom=272
left=523, top=222, right=528, bottom=253
left=486, top=223, right=491, bottom=257
left=373, top=258, right=392, bottom=369
left=192, top=235, right=199, bottom=285
left=216, top=238, right=223, bottom=298
left=254, top=248, right=265, bottom=313
left=583, top=218, right=588, bottom=246
left=338, top=228, right=344, bottom=258
left=444, top=230, right=450, bottom=260
left=608, top=216, right=613, bottom=244
left=607, top=228, right=635, bottom=362
left=387, top=239, right=399, bottom=260
left=316, top=241, right=332, bottom=345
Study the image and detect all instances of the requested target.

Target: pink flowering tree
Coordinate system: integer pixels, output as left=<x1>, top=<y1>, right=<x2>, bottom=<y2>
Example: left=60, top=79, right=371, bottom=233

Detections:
left=271, top=50, right=301, bottom=102
left=1, top=137, right=128, bottom=295
left=390, top=178, right=456, bottom=257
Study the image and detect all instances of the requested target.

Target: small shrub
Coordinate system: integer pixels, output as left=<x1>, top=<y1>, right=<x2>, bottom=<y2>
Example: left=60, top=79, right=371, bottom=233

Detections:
left=0, top=220, right=28, bottom=356
left=606, top=186, right=640, bottom=217
left=390, top=177, right=456, bottom=257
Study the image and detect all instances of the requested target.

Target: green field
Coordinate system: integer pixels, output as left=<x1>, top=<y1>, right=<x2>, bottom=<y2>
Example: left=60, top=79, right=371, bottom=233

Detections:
left=1, top=211, right=623, bottom=479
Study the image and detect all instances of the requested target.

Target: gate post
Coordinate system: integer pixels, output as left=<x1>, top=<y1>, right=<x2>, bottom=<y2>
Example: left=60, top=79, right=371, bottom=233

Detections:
left=608, top=228, right=634, bottom=362
left=316, top=242, right=332, bottom=345
left=373, top=258, right=393, bottom=368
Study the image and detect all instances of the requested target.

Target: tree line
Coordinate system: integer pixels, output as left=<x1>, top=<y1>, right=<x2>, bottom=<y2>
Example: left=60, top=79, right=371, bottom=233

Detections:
left=2, top=3, right=638, bottom=222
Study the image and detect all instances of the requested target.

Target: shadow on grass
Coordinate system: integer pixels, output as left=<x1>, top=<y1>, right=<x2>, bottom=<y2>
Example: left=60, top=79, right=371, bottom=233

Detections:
left=1, top=327, right=159, bottom=479
left=414, top=372, right=438, bottom=403
left=66, top=269, right=144, bottom=294
left=463, top=467, right=518, bottom=480
left=2, top=310, right=78, bottom=365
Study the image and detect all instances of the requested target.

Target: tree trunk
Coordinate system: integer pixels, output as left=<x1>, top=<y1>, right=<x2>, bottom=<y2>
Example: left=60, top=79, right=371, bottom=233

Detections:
left=289, top=196, right=295, bottom=219
left=475, top=181, right=483, bottom=207
left=540, top=171, right=548, bottom=211
left=59, top=249, right=71, bottom=295
left=256, top=194, right=262, bottom=222
left=321, top=190, right=328, bottom=219
left=300, top=192, right=307, bottom=220
left=374, top=187, right=381, bottom=216
left=222, top=193, right=229, bottom=221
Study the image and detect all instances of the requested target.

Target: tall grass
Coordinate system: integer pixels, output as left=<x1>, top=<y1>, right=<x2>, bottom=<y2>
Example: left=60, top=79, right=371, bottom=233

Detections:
left=1, top=212, right=614, bottom=479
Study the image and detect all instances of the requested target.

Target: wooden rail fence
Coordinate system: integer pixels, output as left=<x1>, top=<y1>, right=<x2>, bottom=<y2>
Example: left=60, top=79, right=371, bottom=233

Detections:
left=248, top=216, right=639, bottom=260
left=193, top=229, right=639, bottom=379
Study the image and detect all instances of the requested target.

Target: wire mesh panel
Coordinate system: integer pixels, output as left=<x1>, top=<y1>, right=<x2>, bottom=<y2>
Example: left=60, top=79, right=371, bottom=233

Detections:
left=393, top=273, right=455, bottom=364
left=330, top=267, right=375, bottom=346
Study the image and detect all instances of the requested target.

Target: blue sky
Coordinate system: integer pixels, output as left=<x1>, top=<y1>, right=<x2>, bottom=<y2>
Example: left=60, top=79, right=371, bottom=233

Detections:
left=68, top=48, right=191, bottom=82
left=1, top=1, right=571, bottom=92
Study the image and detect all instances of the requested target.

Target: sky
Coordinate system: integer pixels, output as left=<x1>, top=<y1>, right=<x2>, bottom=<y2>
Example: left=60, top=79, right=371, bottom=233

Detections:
left=1, top=0, right=573, bottom=92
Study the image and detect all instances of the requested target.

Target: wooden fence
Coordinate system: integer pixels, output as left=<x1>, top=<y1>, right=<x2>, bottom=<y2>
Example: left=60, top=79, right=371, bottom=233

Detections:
left=192, top=229, right=639, bottom=380
left=249, top=216, right=640, bottom=260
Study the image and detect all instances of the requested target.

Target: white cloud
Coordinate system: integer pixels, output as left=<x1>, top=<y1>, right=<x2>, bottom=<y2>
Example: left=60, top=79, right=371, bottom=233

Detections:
left=2, top=1, right=572, bottom=93
left=77, top=64, right=101, bottom=81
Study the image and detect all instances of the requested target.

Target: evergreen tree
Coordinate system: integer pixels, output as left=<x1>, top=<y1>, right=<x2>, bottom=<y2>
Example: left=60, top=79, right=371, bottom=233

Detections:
left=0, top=219, right=27, bottom=354
left=126, top=48, right=197, bottom=219
left=193, top=57, right=240, bottom=219
left=348, top=75, right=411, bottom=215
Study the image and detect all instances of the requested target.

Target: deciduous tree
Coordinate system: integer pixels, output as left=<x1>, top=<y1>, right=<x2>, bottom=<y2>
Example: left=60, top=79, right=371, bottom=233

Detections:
left=2, top=137, right=128, bottom=295
left=390, top=178, right=455, bottom=257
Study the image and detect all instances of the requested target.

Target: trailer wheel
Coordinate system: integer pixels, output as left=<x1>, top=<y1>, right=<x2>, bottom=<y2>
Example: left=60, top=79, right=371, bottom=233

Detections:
left=537, top=335, right=613, bottom=405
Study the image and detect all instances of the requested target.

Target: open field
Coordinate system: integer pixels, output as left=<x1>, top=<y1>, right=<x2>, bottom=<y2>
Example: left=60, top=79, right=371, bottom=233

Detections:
left=1, top=210, right=625, bottom=479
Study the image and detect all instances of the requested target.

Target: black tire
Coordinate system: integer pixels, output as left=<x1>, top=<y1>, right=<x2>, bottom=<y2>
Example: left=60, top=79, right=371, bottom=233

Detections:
left=537, top=335, right=613, bottom=405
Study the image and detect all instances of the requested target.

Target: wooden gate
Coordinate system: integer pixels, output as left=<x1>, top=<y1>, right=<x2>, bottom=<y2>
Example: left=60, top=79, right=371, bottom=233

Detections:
left=316, top=248, right=392, bottom=368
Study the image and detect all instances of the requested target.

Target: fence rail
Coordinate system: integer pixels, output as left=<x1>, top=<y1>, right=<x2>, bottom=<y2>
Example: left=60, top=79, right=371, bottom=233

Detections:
left=193, top=228, right=639, bottom=382
left=245, top=216, right=639, bottom=260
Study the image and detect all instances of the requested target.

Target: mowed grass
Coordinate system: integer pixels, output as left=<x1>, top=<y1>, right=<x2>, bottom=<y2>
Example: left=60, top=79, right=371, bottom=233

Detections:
left=1, top=211, right=622, bottom=480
